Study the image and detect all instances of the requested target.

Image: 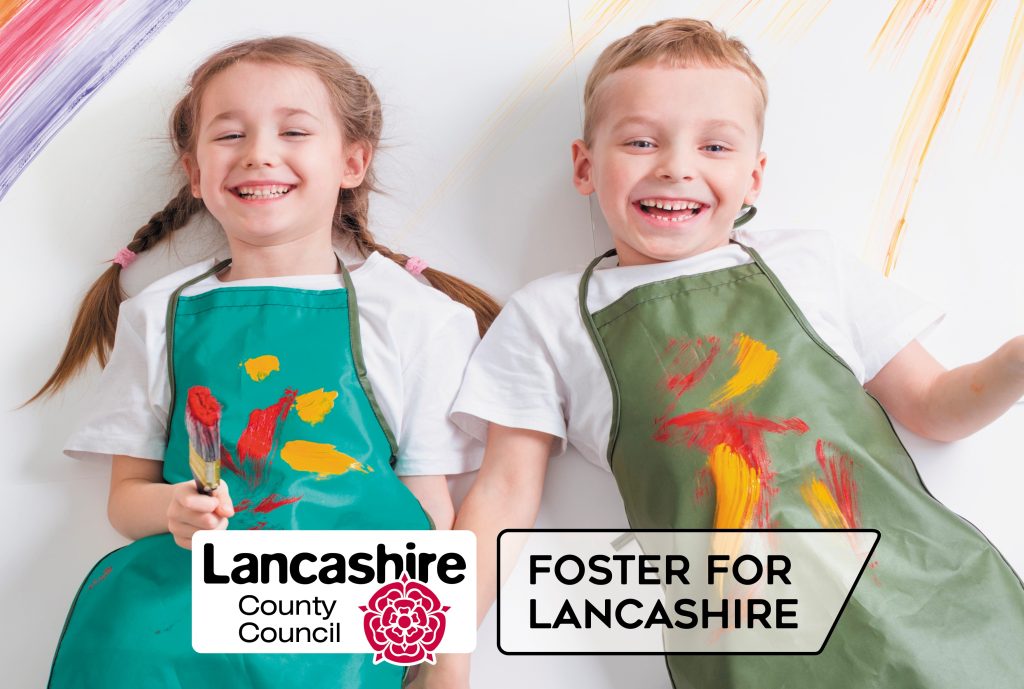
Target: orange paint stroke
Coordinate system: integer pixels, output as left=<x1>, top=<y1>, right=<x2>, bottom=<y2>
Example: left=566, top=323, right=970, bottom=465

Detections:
left=397, top=0, right=643, bottom=242
left=280, top=440, right=372, bottom=477
left=997, top=0, right=1024, bottom=109
left=717, top=0, right=831, bottom=41
left=867, top=0, right=994, bottom=274
left=710, top=333, right=779, bottom=407
left=241, top=355, right=280, bottom=382
left=294, top=388, right=338, bottom=426
left=0, top=0, right=29, bottom=30
left=815, top=439, right=860, bottom=528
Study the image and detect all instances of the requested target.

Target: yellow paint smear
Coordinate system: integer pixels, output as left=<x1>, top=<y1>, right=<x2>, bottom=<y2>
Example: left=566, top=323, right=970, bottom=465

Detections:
left=997, top=0, right=1024, bottom=108
left=870, top=0, right=940, bottom=60
left=241, top=355, right=280, bottom=382
left=801, top=477, right=849, bottom=529
left=294, top=389, right=338, bottom=426
left=867, top=0, right=994, bottom=274
left=280, top=440, right=371, bottom=477
left=711, top=333, right=778, bottom=406
left=708, top=443, right=761, bottom=530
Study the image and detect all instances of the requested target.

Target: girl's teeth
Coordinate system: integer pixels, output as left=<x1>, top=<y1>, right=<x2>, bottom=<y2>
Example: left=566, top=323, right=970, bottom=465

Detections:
left=236, top=185, right=292, bottom=198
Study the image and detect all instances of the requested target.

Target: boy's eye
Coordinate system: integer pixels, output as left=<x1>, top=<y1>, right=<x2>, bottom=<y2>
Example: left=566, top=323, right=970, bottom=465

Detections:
left=627, top=140, right=655, bottom=149
left=703, top=144, right=728, bottom=153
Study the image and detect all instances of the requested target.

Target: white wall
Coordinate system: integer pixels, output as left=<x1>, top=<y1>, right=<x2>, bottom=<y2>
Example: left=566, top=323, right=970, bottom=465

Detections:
left=1, top=2, right=1020, bottom=687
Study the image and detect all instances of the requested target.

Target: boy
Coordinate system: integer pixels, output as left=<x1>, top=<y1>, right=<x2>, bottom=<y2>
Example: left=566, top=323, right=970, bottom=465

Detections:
left=439, top=18, right=1024, bottom=688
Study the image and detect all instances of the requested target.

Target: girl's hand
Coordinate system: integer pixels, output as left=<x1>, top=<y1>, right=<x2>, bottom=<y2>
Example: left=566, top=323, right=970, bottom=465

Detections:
left=166, top=481, right=234, bottom=550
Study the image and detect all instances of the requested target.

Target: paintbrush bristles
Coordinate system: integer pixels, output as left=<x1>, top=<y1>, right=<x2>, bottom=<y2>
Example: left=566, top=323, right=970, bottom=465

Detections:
left=186, top=386, right=222, bottom=493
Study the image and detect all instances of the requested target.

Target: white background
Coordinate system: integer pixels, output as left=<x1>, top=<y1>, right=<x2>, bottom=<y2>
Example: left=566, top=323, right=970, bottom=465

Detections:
left=2, top=1, right=1022, bottom=687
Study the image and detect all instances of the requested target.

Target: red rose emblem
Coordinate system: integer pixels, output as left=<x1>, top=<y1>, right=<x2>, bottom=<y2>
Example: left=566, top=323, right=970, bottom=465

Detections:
left=360, top=573, right=450, bottom=665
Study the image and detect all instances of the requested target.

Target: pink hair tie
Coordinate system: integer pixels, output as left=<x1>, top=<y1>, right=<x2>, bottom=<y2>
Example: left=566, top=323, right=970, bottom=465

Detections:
left=405, top=256, right=428, bottom=277
left=112, top=247, right=137, bottom=269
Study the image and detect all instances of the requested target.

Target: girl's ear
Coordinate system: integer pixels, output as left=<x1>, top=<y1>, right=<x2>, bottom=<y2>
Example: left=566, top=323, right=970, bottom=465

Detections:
left=571, top=139, right=595, bottom=195
left=181, top=155, right=201, bottom=198
left=340, top=141, right=373, bottom=189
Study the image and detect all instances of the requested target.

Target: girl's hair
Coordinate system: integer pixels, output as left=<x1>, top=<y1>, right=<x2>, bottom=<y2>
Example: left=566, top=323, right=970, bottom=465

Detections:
left=583, top=18, right=768, bottom=145
left=31, top=36, right=499, bottom=402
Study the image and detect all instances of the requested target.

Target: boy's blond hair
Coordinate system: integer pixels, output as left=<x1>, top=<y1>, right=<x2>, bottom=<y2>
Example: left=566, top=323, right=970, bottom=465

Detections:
left=582, top=18, right=768, bottom=144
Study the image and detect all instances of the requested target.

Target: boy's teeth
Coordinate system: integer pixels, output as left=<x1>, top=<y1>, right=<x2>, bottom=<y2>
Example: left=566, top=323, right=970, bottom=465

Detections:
left=639, top=199, right=703, bottom=211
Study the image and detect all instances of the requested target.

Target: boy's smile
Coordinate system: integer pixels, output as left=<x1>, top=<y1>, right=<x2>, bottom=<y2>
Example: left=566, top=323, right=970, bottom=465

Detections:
left=572, top=62, right=766, bottom=266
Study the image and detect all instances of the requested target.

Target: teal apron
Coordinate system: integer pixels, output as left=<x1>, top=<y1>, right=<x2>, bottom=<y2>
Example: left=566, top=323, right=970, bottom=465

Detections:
left=49, top=259, right=430, bottom=688
left=578, top=243, right=1024, bottom=688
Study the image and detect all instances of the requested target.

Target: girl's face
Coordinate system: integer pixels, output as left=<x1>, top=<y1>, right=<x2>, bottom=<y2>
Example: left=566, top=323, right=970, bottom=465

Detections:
left=183, top=62, right=370, bottom=248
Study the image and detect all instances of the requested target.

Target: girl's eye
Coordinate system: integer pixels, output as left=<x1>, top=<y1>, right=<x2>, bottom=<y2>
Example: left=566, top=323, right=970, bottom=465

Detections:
left=627, top=140, right=655, bottom=149
left=283, top=131, right=309, bottom=137
left=216, top=134, right=242, bottom=141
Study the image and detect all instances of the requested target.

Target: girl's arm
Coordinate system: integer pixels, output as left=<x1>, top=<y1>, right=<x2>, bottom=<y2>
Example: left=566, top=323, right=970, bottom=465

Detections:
left=109, top=454, right=233, bottom=547
left=400, top=475, right=455, bottom=530
left=865, top=336, right=1024, bottom=442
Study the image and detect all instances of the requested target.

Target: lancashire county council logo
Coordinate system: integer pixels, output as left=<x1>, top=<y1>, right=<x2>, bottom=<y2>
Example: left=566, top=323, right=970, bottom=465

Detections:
left=360, top=574, right=450, bottom=665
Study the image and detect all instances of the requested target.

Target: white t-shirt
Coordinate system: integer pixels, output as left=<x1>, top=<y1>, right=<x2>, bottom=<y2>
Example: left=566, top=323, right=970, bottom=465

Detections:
left=452, top=227, right=944, bottom=470
left=64, top=249, right=483, bottom=476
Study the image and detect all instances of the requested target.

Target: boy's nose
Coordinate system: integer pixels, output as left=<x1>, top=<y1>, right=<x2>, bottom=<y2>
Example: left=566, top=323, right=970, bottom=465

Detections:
left=654, top=149, right=697, bottom=182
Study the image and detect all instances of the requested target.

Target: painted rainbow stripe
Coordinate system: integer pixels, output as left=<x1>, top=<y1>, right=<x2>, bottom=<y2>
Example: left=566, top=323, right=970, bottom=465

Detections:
left=0, top=0, right=189, bottom=202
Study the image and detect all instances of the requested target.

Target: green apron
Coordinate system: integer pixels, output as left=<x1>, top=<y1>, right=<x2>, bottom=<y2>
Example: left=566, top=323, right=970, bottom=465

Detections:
left=49, top=259, right=431, bottom=688
left=578, top=244, right=1024, bottom=688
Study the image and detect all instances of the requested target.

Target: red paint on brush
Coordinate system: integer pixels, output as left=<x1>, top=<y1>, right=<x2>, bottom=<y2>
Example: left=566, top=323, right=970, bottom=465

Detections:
left=187, top=386, right=221, bottom=427
left=654, top=406, right=808, bottom=526
left=253, top=493, right=302, bottom=513
left=816, top=439, right=861, bottom=528
left=87, top=566, right=112, bottom=590
left=236, top=389, right=297, bottom=485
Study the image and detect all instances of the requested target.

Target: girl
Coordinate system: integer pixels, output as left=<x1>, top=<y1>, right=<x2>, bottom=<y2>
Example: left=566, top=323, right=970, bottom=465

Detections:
left=34, top=36, right=497, bottom=688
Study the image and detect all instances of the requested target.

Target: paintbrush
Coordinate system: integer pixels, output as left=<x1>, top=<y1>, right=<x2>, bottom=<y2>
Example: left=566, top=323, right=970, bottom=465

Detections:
left=186, top=385, right=222, bottom=496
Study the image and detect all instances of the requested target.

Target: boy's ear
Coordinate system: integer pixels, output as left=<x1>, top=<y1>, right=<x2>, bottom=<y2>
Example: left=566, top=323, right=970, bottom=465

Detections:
left=181, top=155, right=201, bottom=198
left=340, top=140, right=373, bottom=189
left=571, top=139, right=595, bottom=195
left=744, top=151, right=768, bottom=205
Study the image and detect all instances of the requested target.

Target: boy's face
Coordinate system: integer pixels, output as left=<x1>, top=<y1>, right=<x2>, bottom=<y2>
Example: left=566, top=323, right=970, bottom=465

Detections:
left=573, top=62, right=766, bottom=266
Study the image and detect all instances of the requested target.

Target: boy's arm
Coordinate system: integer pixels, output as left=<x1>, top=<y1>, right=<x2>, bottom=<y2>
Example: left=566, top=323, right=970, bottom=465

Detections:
left=865, top=336, right=1024, bottom=442
left=416, top=423, right=553, bottom=688
left=400, top=475, right=455, bottom=529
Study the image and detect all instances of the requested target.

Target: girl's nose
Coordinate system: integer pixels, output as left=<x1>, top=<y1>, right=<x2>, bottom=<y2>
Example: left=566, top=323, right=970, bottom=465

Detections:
left=242, top=133, right=279, bottom=168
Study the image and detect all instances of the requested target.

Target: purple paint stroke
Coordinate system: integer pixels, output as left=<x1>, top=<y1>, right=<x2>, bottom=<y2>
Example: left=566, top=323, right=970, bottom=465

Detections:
left=0, top=0, right=189, bottom=202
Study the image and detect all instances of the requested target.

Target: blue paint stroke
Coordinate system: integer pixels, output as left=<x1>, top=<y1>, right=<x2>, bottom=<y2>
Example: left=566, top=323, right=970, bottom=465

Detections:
left=0, top=0, right=189, bottom=203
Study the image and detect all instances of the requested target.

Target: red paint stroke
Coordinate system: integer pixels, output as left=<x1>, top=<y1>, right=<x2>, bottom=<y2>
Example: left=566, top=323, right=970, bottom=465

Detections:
left=654, top=406, right=808, bottom=526
left=219, top=445, right=244, bottom=479
left=662, top=336, right=721, bottom=399
left=253, top=493, right=302, bottom=514
left=815, top=439, right=861, bottom=529
left=186, top=386, right=221, bottom=427
left=234, top=499, right=252, bottom=513
left=248, top=521, right=267, bottom=531
left=87, top=566, right=112, bottom=590
left=236, top=389, right=297, bottom=486
left=694, top=466, right=712, bottom=504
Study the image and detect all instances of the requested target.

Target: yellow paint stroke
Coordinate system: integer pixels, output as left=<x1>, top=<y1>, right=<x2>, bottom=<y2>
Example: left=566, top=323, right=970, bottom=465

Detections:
left=397, top=0, right=645, bottom=242
left=801, top=477, right=849, bottom=529
left=997, top=0, right=1024, bottom=109
left=870, top=0, right=942, bottom=61
left=718, top=0, right=832, bottom=41
left=294, top=389, right=338, bottom=426
left=867, top=0, right=994, bottom=274
left=280, top=440, right=371, bottom=477
left=241, top=355, right=280, bottom=382
left=709, top=444, right=761, bottom=530
left=710, top=333, right=779, bottom=407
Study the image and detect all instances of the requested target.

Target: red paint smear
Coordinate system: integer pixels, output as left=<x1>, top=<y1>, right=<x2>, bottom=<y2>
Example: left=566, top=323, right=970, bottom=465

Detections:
left=87, top=566, right=112, bottom=590
left=219, top=445, right=244, bottom=479
left=0, top=0, right=111, bottom=111
left=186, top=386, right=221, bottom=426
left=253, top=493, right=302, bottom=514
left=662, top=336, right=720, bottom=399
left=234, top=499, right=252, bottom=513
left=694, top=466, right=712, bottom=504
left=815, top=439, right=861, bottom=529
left=248, top=521, right=267, bottom=531
left=236, top=389, right=297, bottom=486
left=654, top=406, right=808, bottom=526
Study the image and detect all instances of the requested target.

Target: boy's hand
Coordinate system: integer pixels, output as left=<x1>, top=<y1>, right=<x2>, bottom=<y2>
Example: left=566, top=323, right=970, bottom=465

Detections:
left=167, top=481, right=234, bottom=550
